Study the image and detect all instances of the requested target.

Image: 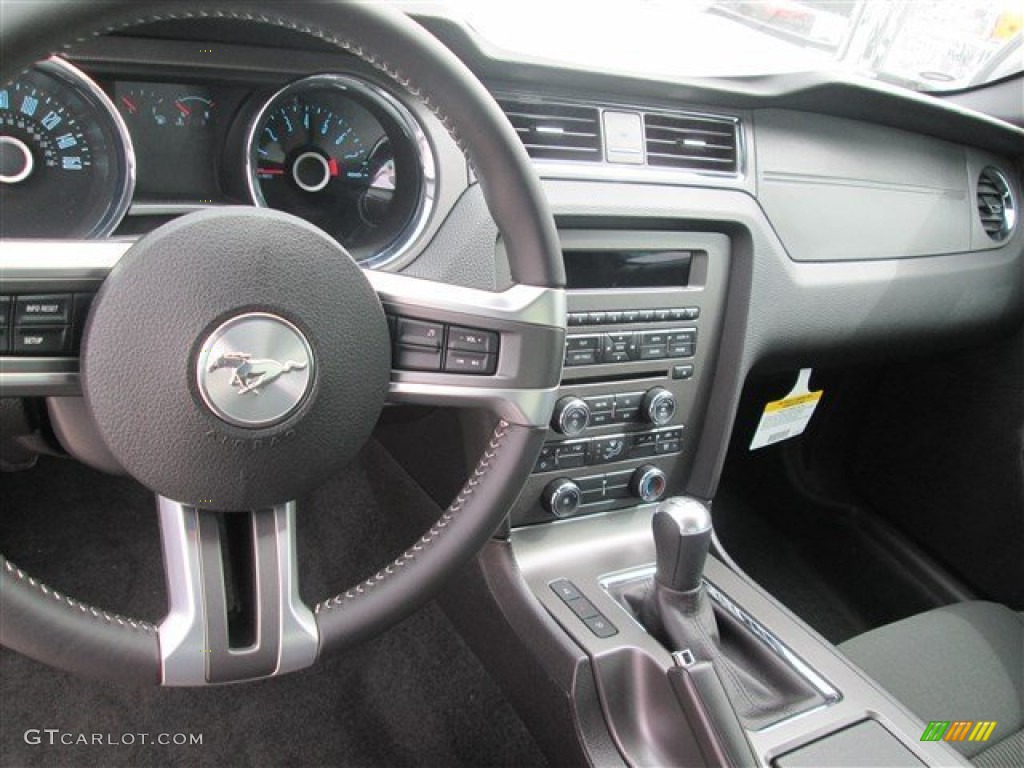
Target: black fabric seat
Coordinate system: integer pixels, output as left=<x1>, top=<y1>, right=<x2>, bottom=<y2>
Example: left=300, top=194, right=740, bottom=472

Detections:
left=839, top=601, right=1023, bottom=767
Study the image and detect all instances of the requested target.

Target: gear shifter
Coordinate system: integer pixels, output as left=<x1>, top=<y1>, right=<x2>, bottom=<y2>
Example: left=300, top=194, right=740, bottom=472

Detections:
left=653, top=497, right=712, bottom=593
left=622, top=496, right=826, bottom=732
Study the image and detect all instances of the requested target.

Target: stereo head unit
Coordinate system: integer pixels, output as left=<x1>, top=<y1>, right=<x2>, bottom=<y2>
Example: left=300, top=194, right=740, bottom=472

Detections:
left=563, top=249, right=692, bottom=290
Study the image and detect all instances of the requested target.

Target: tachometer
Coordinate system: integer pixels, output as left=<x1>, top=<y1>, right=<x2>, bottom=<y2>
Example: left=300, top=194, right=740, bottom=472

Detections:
left=246, top=75, right=433, bottom=268
left=0, top=57, right=133, bottom=238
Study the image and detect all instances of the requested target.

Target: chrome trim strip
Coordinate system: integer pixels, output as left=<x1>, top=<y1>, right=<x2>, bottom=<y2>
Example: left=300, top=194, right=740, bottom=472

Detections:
left=128, top=202, right=226, bottom=217
left=600, top=565, right=842, bottom=725
left=0, top=358, right=80, bottom=396
left=157, top=498, right=318, bottom=686
left=388, top=381, right=559, bottom=427
left=244, top=74, right=437, bottom=270
left=157, top=497, right=208, bottom=687
left=0, top=238, right=130, bottom=279
left=367, top=271, right=565, bottom=328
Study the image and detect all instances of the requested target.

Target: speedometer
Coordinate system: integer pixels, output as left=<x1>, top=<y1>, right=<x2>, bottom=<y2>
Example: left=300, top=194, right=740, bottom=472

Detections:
left=0, top=57, right=133, bottom=239
left=246, top=75, right=433, bottom=268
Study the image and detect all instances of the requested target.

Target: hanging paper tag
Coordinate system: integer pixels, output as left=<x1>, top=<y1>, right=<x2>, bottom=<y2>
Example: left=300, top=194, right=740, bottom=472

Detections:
left=749, top=369, right=822, bottom=450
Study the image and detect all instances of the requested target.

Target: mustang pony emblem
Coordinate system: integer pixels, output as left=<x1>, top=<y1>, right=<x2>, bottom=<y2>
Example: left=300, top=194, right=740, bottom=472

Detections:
left=208, top=352, right=308, bottom=395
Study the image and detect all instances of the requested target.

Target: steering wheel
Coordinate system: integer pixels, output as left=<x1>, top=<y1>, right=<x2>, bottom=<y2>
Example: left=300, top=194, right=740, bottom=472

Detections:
left=0, top=2, right=565, bottom=685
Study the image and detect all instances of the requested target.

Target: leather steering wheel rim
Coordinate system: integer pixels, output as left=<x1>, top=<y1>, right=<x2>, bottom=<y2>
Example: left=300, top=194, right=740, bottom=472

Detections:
left=0, top=1, right=564, bottom=685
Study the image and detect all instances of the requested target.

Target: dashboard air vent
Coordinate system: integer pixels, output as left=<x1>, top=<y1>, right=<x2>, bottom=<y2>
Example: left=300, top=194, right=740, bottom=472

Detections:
left=497, top=97, right=602, bottom=162
left=976, top=167, right=1016, bottom=242
left=644, top=112, right=738, bottom=174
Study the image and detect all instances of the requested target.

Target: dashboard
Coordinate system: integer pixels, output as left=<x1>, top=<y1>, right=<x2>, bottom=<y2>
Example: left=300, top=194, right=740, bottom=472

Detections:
left=1, top=17, right=1023, bottom=513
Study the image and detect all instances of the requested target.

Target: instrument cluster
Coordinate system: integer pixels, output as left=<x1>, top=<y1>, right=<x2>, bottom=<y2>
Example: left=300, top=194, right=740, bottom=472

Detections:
left=0, top=60, right=435, bottom=269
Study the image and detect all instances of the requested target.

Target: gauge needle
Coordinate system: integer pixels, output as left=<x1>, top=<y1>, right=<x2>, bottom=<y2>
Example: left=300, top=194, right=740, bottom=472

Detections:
left=120, top=97, right=137, bottom=114
left=328, top=158, right=340, bottom=177
left=258, top=167, right=285, bottom=175
left=175, top=100, right=191, bottom=116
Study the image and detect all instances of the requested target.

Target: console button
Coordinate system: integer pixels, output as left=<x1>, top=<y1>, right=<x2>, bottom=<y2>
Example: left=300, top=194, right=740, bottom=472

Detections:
left=448, top=326, right=497, bottom=354
left=533, top=446, right=557, bottom=473
left=584, top=614, right=618, bottom=638
left=550, top=580, right=582, bottom=602
left=604, top=351, right=630, bottom=364
left=15, top=294, right=71, bottom=325
left=657, top=439, right=682, bottom=454
left=577, top=475, right=605, bottom=503
left=641, top=330, right=669, bottom=346
left=612, top=406, right=639, bottom=423
left=589, top=411, right=613, bottom=427
left=0, top=296, right=10, bottom=326
left=615, top=392, right=644, bottom=410
left=639, top=344, right=667, bottom=360
left=629, top=433, right=658, bottom=458
left=590, top=436, right=627, bottom=464
left=12, top=326, right=68, bottom=355
left=668, top=342, right=694, bottom=358
left=565, top=349, right=598, bottom=366
left=555, top=441, right=587, bottom=469
left=668, top=330, right=697, bottom=345
left=566, top=335, right=600, bottom=352
left=395, top=345, right=442, bottom=371
left=397, top=318, right=444, bottom=349
left=658, top=428, right=684, bottom=442
left=566, top=596, right=601, bottom=621
left=672, top=364, right=694, bottom=380
left=604, top=469, right=633, bottom=499
left=0, top=327, right=9, bottom=354
left=584, top=395, right=614, bottom=413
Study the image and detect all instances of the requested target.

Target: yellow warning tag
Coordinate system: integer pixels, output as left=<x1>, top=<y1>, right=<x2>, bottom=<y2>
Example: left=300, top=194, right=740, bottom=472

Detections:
left=750, top=369, right=823, bottom=450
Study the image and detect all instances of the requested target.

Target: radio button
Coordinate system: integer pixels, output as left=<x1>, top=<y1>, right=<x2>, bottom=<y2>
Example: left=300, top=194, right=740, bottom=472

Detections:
left=639, top=344, right=667, bottom=360
left=622, top=310, right=640, bottom=324
left=668, top=329, right=697, bottom=345
left=568, top=312, right=588, bottom=326
left=654, top=309, right=672, bottom=322
left=605, top=311, right=622, bottom=324
left=668, top=342, right=694, bottom=358
left=587, top=311, right=607, bottom=325
left=637, top=309, right=655, bottom=323
left=567, top=335, right=601, bottom=351
left=641, top=330, right=669, bottom=345
left=565, top=349, right=598, bottom=366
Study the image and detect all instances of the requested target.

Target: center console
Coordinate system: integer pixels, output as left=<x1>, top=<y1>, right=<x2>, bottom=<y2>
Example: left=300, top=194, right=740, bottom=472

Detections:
left=510, top=230, right=730, bottom=526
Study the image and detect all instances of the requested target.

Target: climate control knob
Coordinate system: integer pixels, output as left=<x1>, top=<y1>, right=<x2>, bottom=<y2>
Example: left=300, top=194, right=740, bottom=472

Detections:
left=641, top=387, right=677, bottom=426
left=631, top=465, right=668, bottom=503
left=551, top=396, right=591, bottom=436
left=542, top=477, right=582, bottom=518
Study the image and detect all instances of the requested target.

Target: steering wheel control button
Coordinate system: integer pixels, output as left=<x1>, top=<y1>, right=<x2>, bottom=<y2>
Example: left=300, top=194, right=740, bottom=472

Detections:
left=542, top=478, right=582, bottom=517
left=447, top=326, right=497, bottom=354
left=397, top=318, right=443, bottom=349
left=14, top=294, right=71, bottom=324
left=197, top=312, right=314, bottom=429
left=444, top=350, right=496, bottom=374
left=552, top=396, right=591, bottom=436
left=12, top=325, right=68, bottom=354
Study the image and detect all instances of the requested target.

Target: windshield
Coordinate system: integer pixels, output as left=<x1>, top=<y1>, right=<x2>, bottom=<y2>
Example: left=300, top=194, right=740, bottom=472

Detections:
left=447, top=0, right=1023, bottom=92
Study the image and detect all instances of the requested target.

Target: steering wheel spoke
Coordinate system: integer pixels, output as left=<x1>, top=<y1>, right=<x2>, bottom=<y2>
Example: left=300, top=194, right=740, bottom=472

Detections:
left=157, top=496, right=318, bottom=685
left=368, top=271, right=565, bottom=427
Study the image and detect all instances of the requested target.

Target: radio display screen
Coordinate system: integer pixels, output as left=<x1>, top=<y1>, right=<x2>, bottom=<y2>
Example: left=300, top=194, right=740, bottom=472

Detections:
left=563, top=249, right=693, bottom=290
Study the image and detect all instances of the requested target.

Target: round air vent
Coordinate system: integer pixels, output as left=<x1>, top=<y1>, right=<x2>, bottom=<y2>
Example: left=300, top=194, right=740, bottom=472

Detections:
left=976, top=167, right=1016, bottom=242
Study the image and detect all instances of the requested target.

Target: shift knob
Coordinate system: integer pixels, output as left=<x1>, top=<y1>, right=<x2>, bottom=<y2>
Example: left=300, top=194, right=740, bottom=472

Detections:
left=652, top=496, right=712, bottom=592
